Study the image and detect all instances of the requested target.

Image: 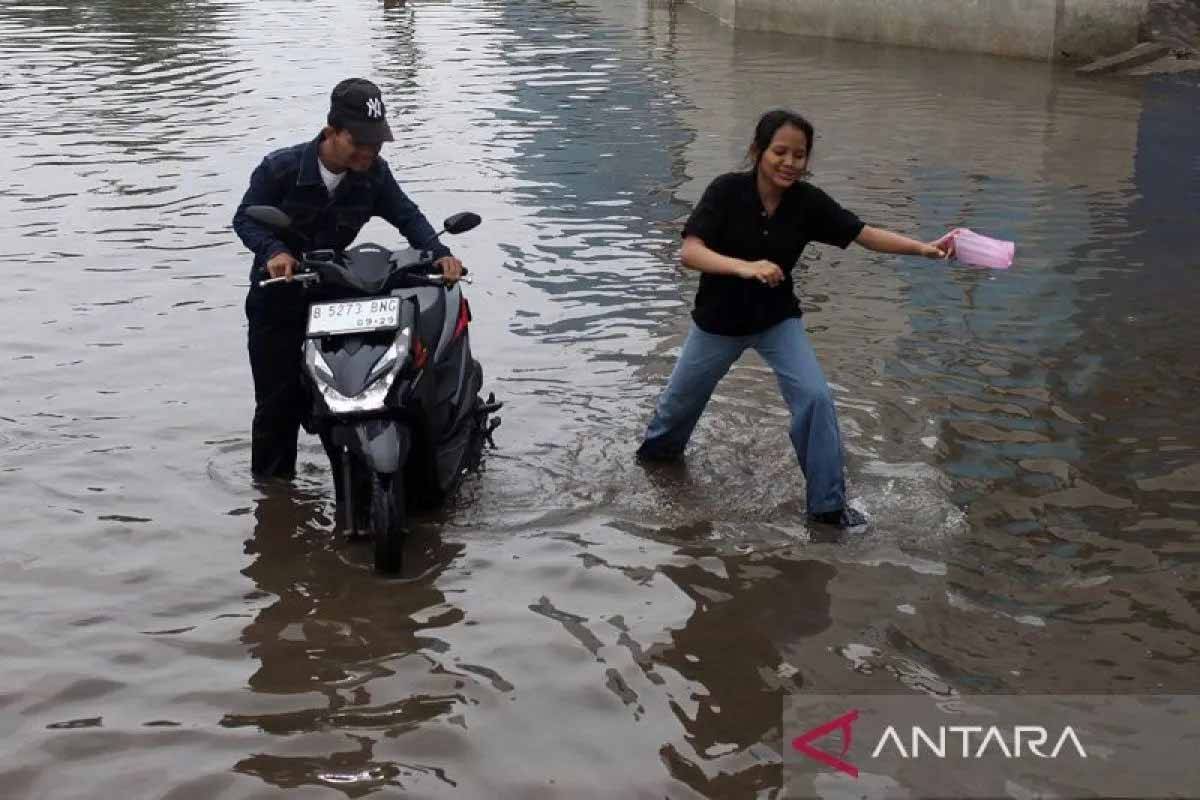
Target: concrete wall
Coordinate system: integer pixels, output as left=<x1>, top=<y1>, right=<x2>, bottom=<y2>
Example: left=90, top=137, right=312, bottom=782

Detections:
left=687, top=0, right=1149, bottom=61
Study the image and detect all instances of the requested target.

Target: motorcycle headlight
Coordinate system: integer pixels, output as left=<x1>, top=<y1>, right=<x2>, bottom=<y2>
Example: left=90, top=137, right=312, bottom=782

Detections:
left=303, top=328, right=411, bottom=415
left=365, top=331, right=410, bottom=387
left=306, top=341, right=335, bottom=384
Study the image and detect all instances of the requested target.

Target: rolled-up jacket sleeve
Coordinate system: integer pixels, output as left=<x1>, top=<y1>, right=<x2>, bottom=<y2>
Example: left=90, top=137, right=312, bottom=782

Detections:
left=375, top=161, right=452, bottom=260
left=233, top=158, right=290, bottom=263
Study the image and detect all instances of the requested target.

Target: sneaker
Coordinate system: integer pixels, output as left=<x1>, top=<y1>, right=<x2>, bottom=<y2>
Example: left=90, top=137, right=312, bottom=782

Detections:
left=807, top=507, right=869, bottom=530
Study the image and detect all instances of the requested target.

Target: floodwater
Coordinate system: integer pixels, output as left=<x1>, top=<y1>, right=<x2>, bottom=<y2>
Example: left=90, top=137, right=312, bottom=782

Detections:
left=1, top=0, right=1198, bottom=796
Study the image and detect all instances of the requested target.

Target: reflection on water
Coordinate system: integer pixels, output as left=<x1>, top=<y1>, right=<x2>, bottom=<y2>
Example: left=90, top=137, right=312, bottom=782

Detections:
left=1, top=0, right=1197, bottom=795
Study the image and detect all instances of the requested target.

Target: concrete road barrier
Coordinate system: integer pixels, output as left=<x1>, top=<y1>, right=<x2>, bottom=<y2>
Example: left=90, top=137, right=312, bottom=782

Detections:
left=687, top=0, right=1150, bottom=61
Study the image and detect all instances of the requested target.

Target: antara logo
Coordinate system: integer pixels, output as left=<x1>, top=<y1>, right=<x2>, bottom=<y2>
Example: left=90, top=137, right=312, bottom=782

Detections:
left=872, top=725, right=1088, bottom=759
left=792, top=710, right=861, bottom=777
left=793, top=710, right=1088, bottom=776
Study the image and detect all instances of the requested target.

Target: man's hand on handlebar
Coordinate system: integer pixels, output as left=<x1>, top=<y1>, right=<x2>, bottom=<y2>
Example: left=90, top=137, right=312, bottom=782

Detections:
left=435, top=255, right=464, bottom=284
left=266, top=251, right=299, bottom=281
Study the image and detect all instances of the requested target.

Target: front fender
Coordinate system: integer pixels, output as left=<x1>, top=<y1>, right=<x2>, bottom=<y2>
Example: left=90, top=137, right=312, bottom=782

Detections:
left=331, top=419, right=411, bottom=476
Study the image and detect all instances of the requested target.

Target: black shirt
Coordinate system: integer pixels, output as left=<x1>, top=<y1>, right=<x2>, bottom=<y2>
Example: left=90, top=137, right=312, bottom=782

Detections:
left=682, top=171, right=865, bottom=336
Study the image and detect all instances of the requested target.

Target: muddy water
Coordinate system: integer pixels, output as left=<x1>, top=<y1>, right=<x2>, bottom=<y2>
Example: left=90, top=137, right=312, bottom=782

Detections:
left=1, top=0, right=1197, bottom=797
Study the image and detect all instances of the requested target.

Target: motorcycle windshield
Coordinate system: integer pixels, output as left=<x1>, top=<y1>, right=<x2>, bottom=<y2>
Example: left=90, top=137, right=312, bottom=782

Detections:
left=309, top=245, right=431, bottom=296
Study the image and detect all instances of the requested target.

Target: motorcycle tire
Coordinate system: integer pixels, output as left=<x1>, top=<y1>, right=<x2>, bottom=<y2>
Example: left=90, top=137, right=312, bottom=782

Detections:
left=371, top=471, right=407, bottom=574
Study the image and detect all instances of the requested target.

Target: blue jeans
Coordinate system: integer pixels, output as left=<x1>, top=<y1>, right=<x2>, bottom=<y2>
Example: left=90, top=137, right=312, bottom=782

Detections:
left=638, top=317, right=847, bottom=514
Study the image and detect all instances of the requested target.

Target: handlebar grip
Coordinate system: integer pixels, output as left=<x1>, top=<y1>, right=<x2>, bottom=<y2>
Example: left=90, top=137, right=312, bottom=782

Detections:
left=422, top=273, right=473, bottom=285
left=258, top=272, right=317, bottom=288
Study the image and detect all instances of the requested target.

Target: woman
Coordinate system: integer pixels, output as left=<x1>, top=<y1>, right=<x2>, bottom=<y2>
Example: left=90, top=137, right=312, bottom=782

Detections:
left=637, top=109, right=951, bottom=529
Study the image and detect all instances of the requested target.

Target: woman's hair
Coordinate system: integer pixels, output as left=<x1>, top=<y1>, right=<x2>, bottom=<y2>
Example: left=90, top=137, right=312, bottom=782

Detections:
left=745, top=108, right=815, bottom=169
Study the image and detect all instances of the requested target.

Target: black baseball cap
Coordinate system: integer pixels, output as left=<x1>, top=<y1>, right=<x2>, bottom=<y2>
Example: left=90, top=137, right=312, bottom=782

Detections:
left=328, top=78, right=394, bottom=145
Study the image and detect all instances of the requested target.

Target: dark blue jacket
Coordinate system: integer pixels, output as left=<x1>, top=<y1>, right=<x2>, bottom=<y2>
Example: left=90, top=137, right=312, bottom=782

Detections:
left=232, top=133, right=452, bottom=281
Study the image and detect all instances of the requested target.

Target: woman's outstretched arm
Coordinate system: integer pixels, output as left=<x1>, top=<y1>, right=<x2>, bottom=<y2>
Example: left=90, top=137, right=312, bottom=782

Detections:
left=856, top=225, right=950, bottom=259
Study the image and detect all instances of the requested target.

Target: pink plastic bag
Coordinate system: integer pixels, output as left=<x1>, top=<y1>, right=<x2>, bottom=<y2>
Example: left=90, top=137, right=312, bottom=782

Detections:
left=936, top=228, right=1014, bottom=269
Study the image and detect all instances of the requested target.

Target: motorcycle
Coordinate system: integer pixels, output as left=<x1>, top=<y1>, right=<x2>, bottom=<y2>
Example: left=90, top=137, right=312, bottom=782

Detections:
left=245, top=205, right=501, bottom=573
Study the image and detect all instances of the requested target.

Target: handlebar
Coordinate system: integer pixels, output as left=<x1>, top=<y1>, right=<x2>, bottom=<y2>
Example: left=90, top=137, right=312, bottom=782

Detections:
left=258, top=272, right=319, bottom=288
left=256, top=268, right=471, bottom=290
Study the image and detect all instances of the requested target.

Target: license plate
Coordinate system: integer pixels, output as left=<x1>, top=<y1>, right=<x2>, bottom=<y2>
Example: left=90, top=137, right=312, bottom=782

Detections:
left=307, top=297, right=400, bottom=337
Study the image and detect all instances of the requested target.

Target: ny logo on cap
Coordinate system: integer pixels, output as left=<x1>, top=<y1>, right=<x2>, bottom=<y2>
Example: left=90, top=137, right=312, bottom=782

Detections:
left=365, top=97, right=384, bottom=119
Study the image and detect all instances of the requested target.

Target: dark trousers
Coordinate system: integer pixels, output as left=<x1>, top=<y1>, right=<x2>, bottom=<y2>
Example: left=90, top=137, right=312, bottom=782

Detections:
left=246, top=288, right=309, bottom=479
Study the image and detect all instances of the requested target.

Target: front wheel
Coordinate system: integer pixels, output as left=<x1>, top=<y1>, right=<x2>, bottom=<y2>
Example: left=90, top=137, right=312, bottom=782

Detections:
left=370, top=471, right=407, bottom=573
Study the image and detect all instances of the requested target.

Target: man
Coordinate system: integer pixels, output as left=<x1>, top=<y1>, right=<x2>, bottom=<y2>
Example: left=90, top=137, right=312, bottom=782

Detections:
left=233, top=77, right=464, bottom=480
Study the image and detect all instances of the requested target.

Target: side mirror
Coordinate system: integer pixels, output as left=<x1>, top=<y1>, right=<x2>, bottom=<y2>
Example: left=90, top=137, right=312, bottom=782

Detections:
left=245, top=205, right=293, bottom=230
left=443, top=212, right=482, bottom=235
